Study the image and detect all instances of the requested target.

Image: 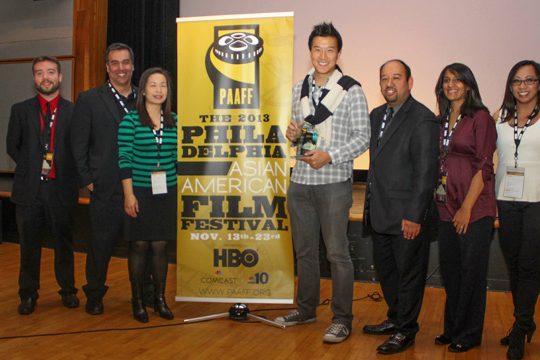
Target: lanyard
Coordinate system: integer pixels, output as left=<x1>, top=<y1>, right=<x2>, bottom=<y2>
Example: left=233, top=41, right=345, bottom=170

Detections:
left=40, top=106, right=57, bottom=128
left=39, top=104, right=58, bottom=153
left=442, top=113, right=462, bottom=152
left=513, top=105, right=539, bottom=167
left=152, top=112, right=164, bottom=167
left=108, top=81, right=135, bottom=114
left=378, top=107, right=394, bottom=142
left=439, top=112, right=462, bottom=179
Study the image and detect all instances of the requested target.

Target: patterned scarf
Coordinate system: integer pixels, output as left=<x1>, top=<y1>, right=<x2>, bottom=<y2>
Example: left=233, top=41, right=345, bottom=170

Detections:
left=300, top=67, right=360, bottom=148
left=300, top=67, right=360, bottom=125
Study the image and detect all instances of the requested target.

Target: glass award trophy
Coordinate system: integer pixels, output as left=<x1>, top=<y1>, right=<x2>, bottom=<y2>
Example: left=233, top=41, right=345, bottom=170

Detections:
left=295, top=123, right=318, bottom=158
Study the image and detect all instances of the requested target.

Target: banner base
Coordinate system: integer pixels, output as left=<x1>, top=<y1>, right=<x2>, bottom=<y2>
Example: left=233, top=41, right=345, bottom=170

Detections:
left=183, top=303, right=286, bottom=329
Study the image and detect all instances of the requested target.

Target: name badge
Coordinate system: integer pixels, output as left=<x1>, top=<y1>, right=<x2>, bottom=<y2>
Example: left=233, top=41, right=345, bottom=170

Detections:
left=151, top=171, right=168, bottom=195
left=435, top=175, right=447, bottom=203
left=41, top=159, right=51, bottom=176
left=503, top=166, right=525, bottom=199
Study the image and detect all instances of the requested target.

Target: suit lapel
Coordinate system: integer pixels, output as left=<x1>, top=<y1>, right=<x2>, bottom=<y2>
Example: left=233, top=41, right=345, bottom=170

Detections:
left=54, top=98, right=69, bottom=142
left=372, top=97, right=415, bottom=160
left=98, top=84, right=124, bottom=123
left=370, top=107, right=385, bottom=160
left=27, top=97, right=42, bottom=141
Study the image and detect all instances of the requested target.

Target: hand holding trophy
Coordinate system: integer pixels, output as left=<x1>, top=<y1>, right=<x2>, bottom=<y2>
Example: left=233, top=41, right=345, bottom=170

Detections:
left=294, top=122, right=318, bottom=158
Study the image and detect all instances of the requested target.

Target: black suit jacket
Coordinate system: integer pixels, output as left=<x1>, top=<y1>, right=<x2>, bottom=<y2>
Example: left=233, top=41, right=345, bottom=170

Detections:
left=70, top=84, right=134, bottom=201
left=364, top=96, right=439, bottom=235
left=6, top=96, right=78, bottom=206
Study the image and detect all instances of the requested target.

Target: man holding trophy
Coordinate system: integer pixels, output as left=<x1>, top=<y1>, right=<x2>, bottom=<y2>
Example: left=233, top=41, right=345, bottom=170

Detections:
left=274, top=22, right=370, bottom=343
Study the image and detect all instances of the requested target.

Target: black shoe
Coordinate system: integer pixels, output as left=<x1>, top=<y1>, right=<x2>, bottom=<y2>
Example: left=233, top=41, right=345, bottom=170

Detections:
left=501, top=325, right=513, bottom=346
left=363, top=320, right=396, bottom=335
left=448, top=342, right=478, bottom=353
left=85, top=298, right=104, bottom=315
left=18, top=297, right=37, bottom=315
left=132, top=299, right=149, bottom=323
left=376, top=333, right=415, bottom=355
left=506, top=325, right=535, bottom=360
left=435, top=334, right=452, bottom=345
left=507, top=330, right=525, bottom=360
left=501, top=323, right=534, bottom=347
left=61, top=293, right=80, bottom=308
left=154, top=297, right=174, bottom=320
left=131, top=282, right=149, bottom=323
left=153, top=282, right=174, bottom=320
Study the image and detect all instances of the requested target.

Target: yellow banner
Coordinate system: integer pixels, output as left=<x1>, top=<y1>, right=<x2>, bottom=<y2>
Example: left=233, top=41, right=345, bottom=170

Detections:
left=176, top=13, right=294, bottom=303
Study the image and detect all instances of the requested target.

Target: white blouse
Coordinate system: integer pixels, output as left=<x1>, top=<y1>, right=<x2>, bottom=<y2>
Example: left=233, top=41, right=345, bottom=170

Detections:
left=496, top=120, right=540, bottom=202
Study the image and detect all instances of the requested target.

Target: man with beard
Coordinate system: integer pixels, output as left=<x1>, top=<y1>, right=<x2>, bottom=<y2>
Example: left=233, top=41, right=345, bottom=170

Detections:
left=7, top=56, right=79, bottom=314
left=362, top=59, right=439, bottom=354
left=71, top=43, right=150, bottom=315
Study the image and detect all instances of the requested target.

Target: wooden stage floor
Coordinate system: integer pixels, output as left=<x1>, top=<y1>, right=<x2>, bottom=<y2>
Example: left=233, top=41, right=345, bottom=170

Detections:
left=0, top=242, right=538, bottom=359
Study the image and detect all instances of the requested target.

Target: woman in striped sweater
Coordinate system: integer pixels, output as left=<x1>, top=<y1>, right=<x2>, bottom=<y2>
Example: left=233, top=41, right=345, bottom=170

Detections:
left=118, top=67, right=177, bottom=323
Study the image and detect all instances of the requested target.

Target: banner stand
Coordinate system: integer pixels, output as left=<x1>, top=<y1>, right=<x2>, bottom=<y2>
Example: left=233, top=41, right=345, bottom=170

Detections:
left=183, top=303, right=285, bottom=329
left=176, top=12, right=295, bottom=305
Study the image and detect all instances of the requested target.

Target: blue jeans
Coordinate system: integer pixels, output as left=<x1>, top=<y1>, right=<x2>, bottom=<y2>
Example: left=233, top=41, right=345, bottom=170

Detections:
left=287, top=180, right=354, bottom=326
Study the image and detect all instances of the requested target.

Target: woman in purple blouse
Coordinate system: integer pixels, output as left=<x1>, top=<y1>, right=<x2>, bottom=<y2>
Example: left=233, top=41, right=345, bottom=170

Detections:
left=433, top=63, right=497, bottom=353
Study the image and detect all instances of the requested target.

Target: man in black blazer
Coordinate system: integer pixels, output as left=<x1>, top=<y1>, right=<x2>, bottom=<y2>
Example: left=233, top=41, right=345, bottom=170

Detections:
left=362, top=60, right=439, bottom=354
left=7, top=56, right=79, bottom=315
left=71, top=43, right=139, bottom=315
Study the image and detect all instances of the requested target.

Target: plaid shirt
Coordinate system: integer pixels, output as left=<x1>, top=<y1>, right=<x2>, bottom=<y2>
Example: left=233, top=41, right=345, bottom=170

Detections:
left=291, top=74, right=370, bottom=185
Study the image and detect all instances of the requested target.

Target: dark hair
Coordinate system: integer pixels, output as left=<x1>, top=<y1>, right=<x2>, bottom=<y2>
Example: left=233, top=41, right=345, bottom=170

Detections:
left=380, top=59, right=411, bottom=80
left=435, top=63, right=488, bottom=117
left=136, top=67, right=174, bottom=128
left=105, top=42, right=134, bottom=64
left=499, top=60, right=540, bottom=123
left=32, top=56, right=61, bottom=74
left=308, top=22, right=342, bottom=52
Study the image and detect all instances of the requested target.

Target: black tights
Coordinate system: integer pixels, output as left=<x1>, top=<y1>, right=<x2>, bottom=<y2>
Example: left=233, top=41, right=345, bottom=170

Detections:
left=129, top=241, right=168, bottom=284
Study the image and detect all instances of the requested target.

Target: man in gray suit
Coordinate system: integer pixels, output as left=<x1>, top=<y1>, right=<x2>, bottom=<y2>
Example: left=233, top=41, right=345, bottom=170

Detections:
left=362, top=59, right=439, bottom=354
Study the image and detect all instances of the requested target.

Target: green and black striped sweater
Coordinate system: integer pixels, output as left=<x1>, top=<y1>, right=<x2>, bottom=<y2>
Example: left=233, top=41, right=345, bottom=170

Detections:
left=118, top=110, right=177, bottom=189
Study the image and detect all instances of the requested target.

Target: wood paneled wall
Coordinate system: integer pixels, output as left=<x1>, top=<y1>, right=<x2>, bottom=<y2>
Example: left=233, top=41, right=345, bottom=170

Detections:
left=73, top=0, right=108, bottom=98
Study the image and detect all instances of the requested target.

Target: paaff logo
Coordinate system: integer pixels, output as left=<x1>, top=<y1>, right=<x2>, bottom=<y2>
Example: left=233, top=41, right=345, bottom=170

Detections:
left=205, top=24, right=264, bottom=109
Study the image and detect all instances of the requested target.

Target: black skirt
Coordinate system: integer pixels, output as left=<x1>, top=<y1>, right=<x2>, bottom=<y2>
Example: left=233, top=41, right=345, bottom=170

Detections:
left=125, top=186, right=177, bottom=242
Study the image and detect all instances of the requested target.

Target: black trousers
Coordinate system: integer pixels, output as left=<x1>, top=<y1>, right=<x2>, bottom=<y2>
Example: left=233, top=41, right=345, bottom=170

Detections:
left=371, top=228, right=430, bottom=336
left=438, top=216, right=493, bottom=345
left=498, top=200, right=540, bottom=332
left=16, top=181, right=76, bottom=299
left=83, top=190, right=154, bottom=301
left=83, top=191, right=124, bottom=301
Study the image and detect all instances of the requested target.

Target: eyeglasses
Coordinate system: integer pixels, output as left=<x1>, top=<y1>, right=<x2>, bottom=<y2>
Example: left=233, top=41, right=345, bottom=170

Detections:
left=511, top=78, right=539, bottom=86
